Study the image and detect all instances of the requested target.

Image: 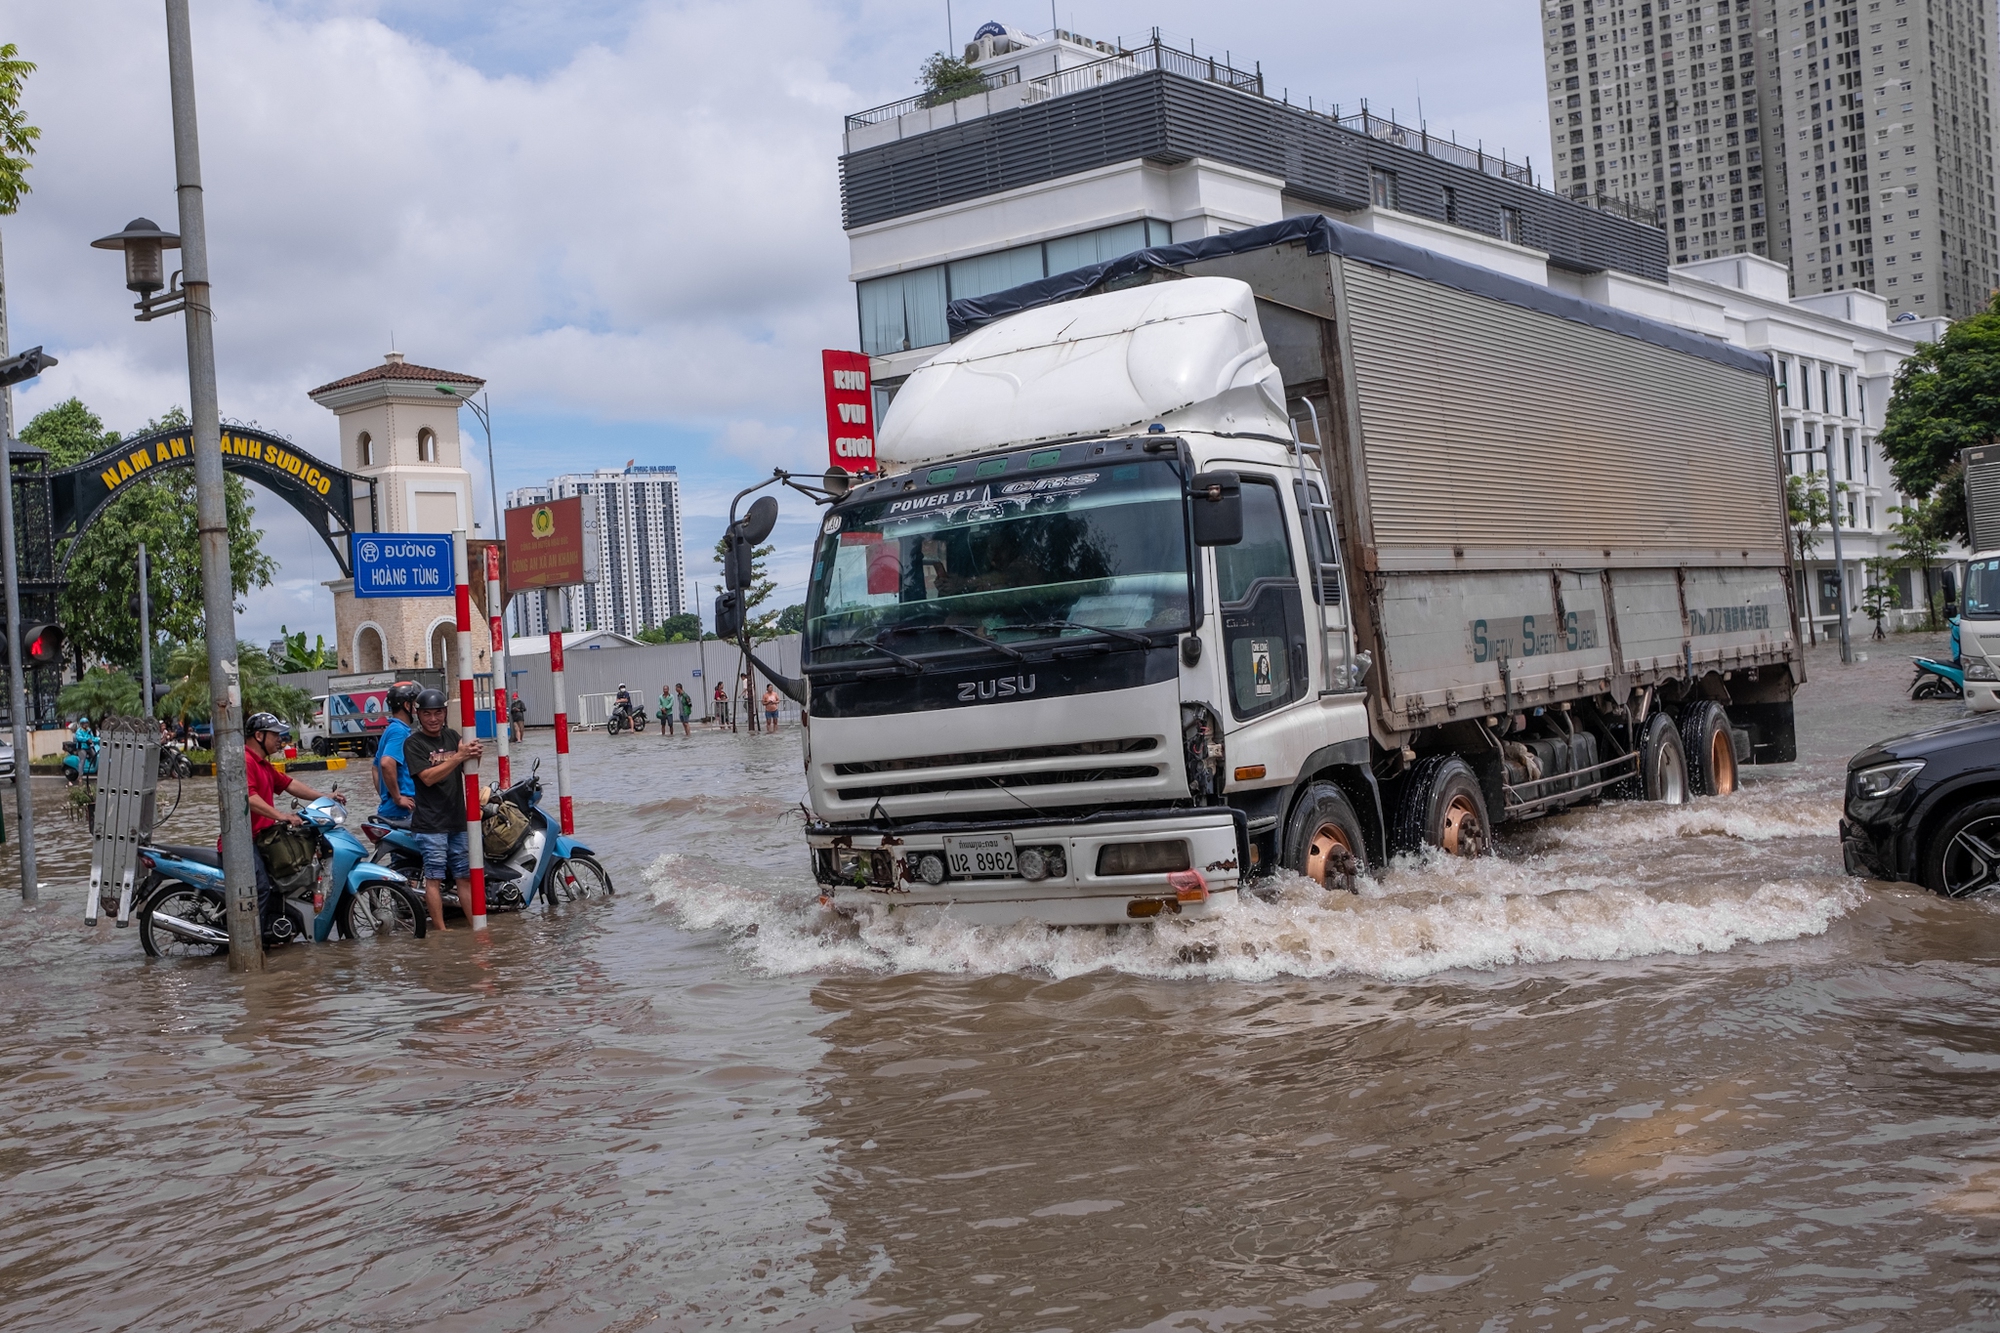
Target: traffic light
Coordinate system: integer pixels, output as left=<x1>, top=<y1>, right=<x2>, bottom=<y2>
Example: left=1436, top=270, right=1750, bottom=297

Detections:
left=22, top=624, right=63, bottom=666
left=714, top=590, right=743, bottom=640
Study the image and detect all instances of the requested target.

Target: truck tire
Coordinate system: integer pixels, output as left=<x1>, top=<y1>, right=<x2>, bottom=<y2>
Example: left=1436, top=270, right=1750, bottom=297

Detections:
left=1679, top=701, right=1738, bottom=797
left=311, top=736, right=331, bottom=757
left=1640, top=713, right=1689, bottom=804
left=1283, top=782, right=1366, bottom=892
left=1394, top=755, right=1490, bottom=858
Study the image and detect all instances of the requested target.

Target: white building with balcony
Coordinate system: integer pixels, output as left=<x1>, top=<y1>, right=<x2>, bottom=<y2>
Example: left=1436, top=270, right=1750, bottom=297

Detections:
left=839, top=21, right=1957, bottom=638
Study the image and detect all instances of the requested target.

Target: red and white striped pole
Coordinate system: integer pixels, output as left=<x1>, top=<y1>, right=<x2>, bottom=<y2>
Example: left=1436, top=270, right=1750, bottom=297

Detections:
left=550, top=616, right=574, bottom=836
left=453, top=531, right=488, bottom=929
left=485, top=544, right=511, bottom=789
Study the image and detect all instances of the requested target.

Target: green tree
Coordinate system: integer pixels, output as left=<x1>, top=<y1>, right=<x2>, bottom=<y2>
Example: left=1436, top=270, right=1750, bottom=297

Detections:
left=1889, top=495, right=1949, bottom=630
left=276, top=626, right=333, bottom=672
left=1785, top=472, right=1849, bottom=646
left=1861, top=557, right=1901, bottom=641
left=57, top=665, right=140, bottom=723
left=1879, top=293, right=2000, bottom=515
left=21, top=400, right=277, bottom=667
left=918, top=51, right=987, bottom=105
left=713, top=535, right=780, bottom=642
left=158, top=640, right=311, bottom=726
left=776, top=602, right=805, bottom=634
left=0, top=44, right=37, bottom=216
left=636, top=612, right=703, bottom=644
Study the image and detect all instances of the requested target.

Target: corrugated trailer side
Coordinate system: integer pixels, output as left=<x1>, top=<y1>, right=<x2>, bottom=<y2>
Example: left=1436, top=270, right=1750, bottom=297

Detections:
left=1323, top=251, right=1799, bottom=743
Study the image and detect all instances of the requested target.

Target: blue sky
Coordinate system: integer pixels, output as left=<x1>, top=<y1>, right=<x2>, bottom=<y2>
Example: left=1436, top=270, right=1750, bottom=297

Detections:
left=3, top=0, right=1552, bottom=647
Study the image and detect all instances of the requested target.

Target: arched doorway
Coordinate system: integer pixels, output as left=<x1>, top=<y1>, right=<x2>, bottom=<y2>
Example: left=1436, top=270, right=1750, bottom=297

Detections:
left=354, top=624, right=385, bottom=673
left=428, top=620, right=455, bottom=680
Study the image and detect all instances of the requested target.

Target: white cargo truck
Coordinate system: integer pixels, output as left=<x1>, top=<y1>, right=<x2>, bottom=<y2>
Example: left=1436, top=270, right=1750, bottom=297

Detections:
left=783, top=217, right=1801, bottom=924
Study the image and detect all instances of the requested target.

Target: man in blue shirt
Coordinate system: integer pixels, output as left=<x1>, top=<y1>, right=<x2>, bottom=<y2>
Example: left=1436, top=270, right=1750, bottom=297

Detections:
left=374, top=681, right=422, bottom=824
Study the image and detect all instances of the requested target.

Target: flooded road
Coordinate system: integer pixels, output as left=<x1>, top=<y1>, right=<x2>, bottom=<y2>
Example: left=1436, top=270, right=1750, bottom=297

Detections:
left=6, top=637, right=2000, bottom=1330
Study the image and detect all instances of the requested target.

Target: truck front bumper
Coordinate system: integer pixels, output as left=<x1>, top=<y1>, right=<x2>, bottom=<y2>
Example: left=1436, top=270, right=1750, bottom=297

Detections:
left=809, top=808, right=1245, bottom=927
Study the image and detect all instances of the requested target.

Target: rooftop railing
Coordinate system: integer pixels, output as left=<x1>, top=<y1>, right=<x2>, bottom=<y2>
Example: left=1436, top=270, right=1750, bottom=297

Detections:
left=844, top=32, right=1661, bottom=232
left=845, top=34, right=1259, bottom=132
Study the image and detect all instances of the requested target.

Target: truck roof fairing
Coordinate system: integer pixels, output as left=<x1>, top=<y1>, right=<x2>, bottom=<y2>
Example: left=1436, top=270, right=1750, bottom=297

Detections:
left=877, top=275, right=1290, bottom=471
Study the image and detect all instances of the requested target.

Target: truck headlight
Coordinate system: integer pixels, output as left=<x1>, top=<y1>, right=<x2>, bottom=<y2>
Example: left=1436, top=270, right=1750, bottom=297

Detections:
left=1966, top=658, right=1998, bottom=682
left=1852, top=759, right=1924, bottom=800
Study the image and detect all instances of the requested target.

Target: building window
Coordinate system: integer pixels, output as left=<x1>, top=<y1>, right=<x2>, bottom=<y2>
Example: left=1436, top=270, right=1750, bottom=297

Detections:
left=1776, top=358, right=1790, bottom=405
left=1839, top=373, right=1850, bottom=416
left=1500, top=207, right=1525, bottom=244
left=357, top=431, right=373, bottom=467
left=1370, top=168, right=1399, bottom=210
left=858, top=266, right=950, bottom=356
left=1844, top=429, right=1855, bottom=478
left=947, top=244, right=1044, bottom=303
left=1443, top=186, right=1459, bottom=225
left=1800, top=365, right=1811, bottom=411
left=417, top=427, right=437, bottom=463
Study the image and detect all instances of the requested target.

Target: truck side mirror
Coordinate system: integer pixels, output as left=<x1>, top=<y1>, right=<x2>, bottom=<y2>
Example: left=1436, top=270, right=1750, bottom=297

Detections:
left=1188, top=471, right=1243, bottom=546
left=715, top=589, right=743, bottom=639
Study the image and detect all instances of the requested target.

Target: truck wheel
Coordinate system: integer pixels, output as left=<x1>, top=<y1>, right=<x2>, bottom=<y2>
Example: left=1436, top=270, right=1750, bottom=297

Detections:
left=1283, top=782, right=1366, bottom=892
left=1679, top=701, right=1737, bottom=797
left=311, top=736, right=331, bottom=757
left=1394, top=755, right=1490, bottom=858
left=1640, top=713, right=1689, bottom=804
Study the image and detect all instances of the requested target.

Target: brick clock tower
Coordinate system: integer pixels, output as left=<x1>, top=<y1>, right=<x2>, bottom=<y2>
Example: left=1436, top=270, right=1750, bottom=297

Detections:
left=309, top=353, right=492, bottom=679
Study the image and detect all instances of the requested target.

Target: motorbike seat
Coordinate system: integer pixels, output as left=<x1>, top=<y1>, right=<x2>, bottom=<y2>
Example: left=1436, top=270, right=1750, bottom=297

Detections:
left=151, top=844, right=223, bottom=869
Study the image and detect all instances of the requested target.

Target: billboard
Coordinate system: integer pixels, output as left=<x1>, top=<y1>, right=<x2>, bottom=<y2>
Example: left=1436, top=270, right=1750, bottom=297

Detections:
left=822, top=349, right=875, bottom=474
left=504, top=495, right=599, bottom=589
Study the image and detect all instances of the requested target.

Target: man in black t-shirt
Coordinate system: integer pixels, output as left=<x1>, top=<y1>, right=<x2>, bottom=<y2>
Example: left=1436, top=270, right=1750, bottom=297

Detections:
left=404, top=688, right=482, bottom=931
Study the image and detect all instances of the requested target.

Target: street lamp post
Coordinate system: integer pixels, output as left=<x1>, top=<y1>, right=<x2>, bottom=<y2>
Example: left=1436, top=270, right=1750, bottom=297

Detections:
left=93, top=2, right=262, bottom=970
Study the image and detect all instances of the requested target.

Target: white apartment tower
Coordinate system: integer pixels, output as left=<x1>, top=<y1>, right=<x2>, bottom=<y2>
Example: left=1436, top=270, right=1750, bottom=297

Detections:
left=1544, top=0, right=1998, bottom=314
left=505, top=466, right=686, bottom=638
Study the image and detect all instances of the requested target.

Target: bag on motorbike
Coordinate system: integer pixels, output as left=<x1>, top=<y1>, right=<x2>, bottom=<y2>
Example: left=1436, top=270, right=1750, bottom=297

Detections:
left=255, top=823, right=317, bottom=881
left=482, top=799, right=532, bottom=861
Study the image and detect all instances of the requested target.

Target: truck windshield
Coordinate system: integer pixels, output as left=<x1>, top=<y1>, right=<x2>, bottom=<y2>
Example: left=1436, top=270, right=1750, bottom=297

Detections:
left=1967, top=558, right=2000, bottom=618
left=807, top=458, right=1190, bottom=664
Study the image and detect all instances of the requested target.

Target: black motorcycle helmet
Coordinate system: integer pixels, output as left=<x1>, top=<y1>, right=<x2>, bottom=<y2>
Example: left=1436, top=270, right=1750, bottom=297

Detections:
left=386, top=680, right=423, bottom=714
left=245, top=710, right=291, bottom=742
left=415, top=687, right=450, bottom=713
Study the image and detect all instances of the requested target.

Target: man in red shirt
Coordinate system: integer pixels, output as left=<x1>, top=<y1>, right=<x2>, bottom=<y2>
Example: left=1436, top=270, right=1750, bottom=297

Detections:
left=230, top=711, right=342, bottom=945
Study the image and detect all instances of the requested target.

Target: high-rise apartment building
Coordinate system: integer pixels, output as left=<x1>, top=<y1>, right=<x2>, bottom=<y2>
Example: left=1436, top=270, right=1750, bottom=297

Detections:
left=1541, top=0, right=1793, bottom=269
left=504, top=465, right=686, bottom=638
left=1544, top=0, right=1996, bottom=314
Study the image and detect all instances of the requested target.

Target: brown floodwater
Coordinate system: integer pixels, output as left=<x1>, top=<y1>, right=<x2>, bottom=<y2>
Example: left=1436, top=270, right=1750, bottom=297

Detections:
left=5, top=636, right=2000, bottom=1332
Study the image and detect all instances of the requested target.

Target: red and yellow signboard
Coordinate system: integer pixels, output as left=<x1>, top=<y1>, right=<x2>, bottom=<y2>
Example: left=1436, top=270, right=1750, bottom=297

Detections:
left=822, top=349, right=875, bottom=474
left=504, top=495, right=588, bottom=589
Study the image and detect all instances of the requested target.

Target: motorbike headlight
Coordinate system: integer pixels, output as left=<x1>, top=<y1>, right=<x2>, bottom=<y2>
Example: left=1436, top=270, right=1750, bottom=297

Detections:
left=1966, top=658, right=1999, bottom=682
left=1852, top=759, right=1925, bottom=801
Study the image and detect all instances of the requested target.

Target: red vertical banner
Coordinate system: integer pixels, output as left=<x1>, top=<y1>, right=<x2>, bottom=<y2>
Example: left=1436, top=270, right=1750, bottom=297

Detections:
left=822, top=349, right=875, bottom=474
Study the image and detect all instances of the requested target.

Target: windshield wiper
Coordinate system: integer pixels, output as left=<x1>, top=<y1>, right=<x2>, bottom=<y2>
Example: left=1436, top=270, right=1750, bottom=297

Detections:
left=1012, top=620, right=1156, bottom=648
left=874, top=622, right=1028, bottom=661
left=865, top=633, right=929, bottom=673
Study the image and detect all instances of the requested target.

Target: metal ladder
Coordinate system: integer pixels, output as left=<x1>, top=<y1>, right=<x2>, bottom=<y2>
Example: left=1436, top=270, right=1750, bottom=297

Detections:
left=1287, top=399, right=1358, bottom=692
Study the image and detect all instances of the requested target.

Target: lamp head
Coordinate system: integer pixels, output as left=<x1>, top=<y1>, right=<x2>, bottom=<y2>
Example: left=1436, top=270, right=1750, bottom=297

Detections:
left=90, top=217, right=181, bottom=295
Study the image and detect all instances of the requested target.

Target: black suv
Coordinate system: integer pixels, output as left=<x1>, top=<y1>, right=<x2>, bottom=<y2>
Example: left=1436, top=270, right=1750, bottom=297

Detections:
left=1842, top=714, right=2000, bottom=897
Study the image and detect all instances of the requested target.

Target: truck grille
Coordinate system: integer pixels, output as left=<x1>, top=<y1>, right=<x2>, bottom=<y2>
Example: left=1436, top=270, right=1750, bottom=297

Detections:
left=832, top=737, right=1158, bottom=777
left=836, top=764, right=1162, bottom=802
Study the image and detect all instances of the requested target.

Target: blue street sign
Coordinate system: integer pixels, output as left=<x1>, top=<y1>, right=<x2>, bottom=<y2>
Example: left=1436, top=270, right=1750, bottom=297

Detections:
left=351, top=533, right=455, bottom=599
left=691, top=668, right=702, bottom=677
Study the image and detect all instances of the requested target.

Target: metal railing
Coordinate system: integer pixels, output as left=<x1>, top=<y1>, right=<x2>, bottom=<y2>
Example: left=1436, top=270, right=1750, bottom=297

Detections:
left=846, top=34, right=1260, bottom=132
left=847, top=65, right=1023, bottom=130
left=843, top=35, right=1664, bottom=233
left=1322, top=105, right=1533, bottom=187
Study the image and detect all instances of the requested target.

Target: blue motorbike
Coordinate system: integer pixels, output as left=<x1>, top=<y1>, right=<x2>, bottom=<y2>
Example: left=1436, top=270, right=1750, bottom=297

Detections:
left=1911, top=619, right=1967, bottom=700
left=134, top=796, right=427, bottom=957
left=364, top=760, right=612, bottom=913
left=62, top=728, right=100, bottom=786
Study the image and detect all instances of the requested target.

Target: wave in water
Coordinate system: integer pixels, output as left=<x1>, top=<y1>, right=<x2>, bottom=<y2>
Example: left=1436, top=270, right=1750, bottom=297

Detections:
left=645, top=791, right=1865, bottom=981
